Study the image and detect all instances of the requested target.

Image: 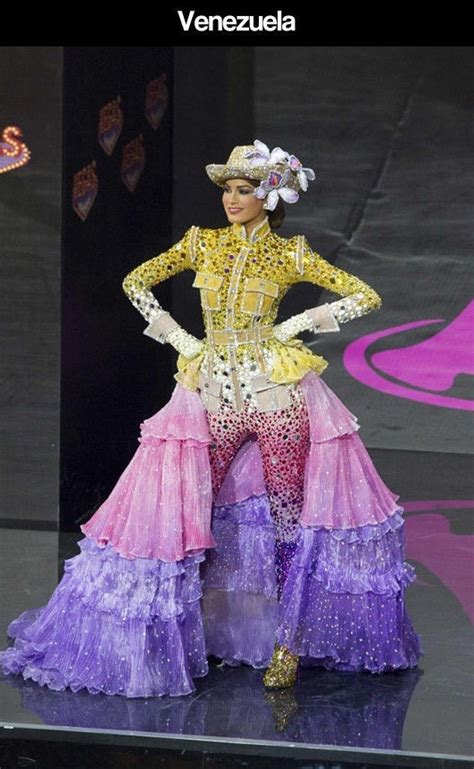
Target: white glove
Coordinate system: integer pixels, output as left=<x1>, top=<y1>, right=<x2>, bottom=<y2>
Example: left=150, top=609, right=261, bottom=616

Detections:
left=142, top=310, right=181, bottom=344
left=273, top=303, right=339, bottom=343
left=143, top=313, right=204, bottom=357
left=327, top=292, right=370, bottom=323
left=166, top=327, right=204, bottom=358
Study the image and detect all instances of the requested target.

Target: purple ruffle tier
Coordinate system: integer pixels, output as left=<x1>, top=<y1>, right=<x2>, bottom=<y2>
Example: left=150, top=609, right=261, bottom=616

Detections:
left=275, top=519, right=425, bottom=674
left=0, top=537, right=208, bottom=698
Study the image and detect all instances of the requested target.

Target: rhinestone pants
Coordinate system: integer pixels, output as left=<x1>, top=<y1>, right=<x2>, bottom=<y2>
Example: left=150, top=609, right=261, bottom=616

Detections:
left=206, top=389, right=310, bottom=598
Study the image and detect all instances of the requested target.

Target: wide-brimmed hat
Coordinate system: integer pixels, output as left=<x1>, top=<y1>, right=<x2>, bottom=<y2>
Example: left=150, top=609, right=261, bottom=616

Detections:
left=206, top=144, right=299, bottom=192
left=205, top=140, right=316, bottom=210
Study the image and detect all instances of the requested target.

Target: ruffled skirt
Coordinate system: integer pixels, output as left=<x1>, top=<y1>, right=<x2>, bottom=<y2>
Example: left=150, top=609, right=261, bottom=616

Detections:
left=0, top=371, right=424, bottom=697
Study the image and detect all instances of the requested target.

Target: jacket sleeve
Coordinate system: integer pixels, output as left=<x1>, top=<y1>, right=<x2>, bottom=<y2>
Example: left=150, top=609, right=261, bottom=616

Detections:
left=273, top=235, right=382, bottom=343
left=294, top=235, right=382, bottom=324
left=122, top=225, right=199, bottom=325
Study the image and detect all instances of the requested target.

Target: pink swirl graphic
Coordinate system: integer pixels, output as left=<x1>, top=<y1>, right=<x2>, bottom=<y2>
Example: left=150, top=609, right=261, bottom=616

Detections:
left=404, top=500, right=474, bottom=623
left=343, top=301, right=474, bottom=410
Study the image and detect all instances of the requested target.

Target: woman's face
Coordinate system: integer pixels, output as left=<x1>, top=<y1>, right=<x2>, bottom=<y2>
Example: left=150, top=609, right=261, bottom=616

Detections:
left=222, top=177, right=266, bottom=226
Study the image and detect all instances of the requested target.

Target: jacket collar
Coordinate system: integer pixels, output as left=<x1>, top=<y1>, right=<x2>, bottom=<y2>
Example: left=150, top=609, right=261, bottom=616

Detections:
left=231, top=216, right=271, bottom=244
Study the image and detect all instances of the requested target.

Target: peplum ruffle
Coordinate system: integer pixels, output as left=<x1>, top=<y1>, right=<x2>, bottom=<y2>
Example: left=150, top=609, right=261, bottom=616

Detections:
left=268, top=337, right=329, bottom=383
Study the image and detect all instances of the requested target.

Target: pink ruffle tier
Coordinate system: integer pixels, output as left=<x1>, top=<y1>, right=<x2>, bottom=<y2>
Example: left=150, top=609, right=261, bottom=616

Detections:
left=80, top=383, right=217, bottom=562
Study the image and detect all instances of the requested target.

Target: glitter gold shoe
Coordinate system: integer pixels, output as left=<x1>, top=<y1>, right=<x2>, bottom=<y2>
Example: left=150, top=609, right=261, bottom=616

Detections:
left=262, top=643, right=299, bottom=689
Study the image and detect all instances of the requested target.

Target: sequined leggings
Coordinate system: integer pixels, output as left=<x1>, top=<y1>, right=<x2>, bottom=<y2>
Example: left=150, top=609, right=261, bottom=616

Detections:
left=206, top=387, right=310, bottom=599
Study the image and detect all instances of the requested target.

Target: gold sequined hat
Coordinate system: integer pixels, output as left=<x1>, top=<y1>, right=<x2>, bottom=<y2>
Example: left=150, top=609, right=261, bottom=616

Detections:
left=205, top=143, right=297, bottom=190
left=205, top=139, right=316, bottom=211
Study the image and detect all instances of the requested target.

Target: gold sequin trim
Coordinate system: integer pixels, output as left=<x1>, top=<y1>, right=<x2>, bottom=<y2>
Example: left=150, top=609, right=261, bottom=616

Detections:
left=295, top=234, right=305, bottom=275
left=187, top=225, right=199, bottom=264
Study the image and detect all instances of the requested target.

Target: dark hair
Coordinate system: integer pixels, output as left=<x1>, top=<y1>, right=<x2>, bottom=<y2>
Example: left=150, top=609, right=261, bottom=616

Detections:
left=244, top=178, right=285, bottom=229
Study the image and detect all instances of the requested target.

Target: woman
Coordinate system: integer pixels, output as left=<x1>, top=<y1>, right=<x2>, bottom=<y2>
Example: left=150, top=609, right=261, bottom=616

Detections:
left=0, top=141, right=424, bottom=697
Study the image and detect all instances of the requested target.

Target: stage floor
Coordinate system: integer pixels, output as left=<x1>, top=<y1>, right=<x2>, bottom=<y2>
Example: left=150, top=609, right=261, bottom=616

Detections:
left=0, top=450, right=473, bottom=768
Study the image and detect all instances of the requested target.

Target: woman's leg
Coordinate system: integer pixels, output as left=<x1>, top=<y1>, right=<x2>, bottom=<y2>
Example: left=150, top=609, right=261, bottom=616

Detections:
left=246, top=388, right=310, bottom=687
left=247, top=389, right=311, bottom=599
left=201, top=401, right=283, bottom=669
left=205, top=402, right=252, bottom=501
left=203, top=392, right=310, bottom=684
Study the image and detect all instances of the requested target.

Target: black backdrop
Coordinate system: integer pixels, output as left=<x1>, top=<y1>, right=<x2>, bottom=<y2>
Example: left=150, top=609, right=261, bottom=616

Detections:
left=61, top=47, right=175, bottom=531
left=60, top=47, right=254, bottom=531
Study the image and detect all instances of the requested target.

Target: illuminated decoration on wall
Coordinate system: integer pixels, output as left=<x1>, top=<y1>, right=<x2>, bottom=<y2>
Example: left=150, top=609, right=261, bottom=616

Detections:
left=121, top=134, right=145, bottom=192
left=72, top=161, right=99, bottom=221
left=339, top=301, right=474, bottom=411
left=145, top=74, right=169, bottom=130
left=98, top=96, right=123, bottom=156
left=0, top=125, right=31, bottom=174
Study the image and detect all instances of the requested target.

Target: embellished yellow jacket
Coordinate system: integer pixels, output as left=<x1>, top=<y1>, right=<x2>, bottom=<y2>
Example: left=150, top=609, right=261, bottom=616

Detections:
left=122, top=216, right=382, bottom=412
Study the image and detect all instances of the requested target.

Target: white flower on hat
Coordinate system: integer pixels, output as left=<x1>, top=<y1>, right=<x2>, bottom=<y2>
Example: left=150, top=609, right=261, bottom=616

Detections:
left=254, top=168, right=299, bottom=211
left=286, top=154, right=316, bottom=191
left=243, top=139, right=289, bottom=166
left=243, top=139, right=316, bottom=209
